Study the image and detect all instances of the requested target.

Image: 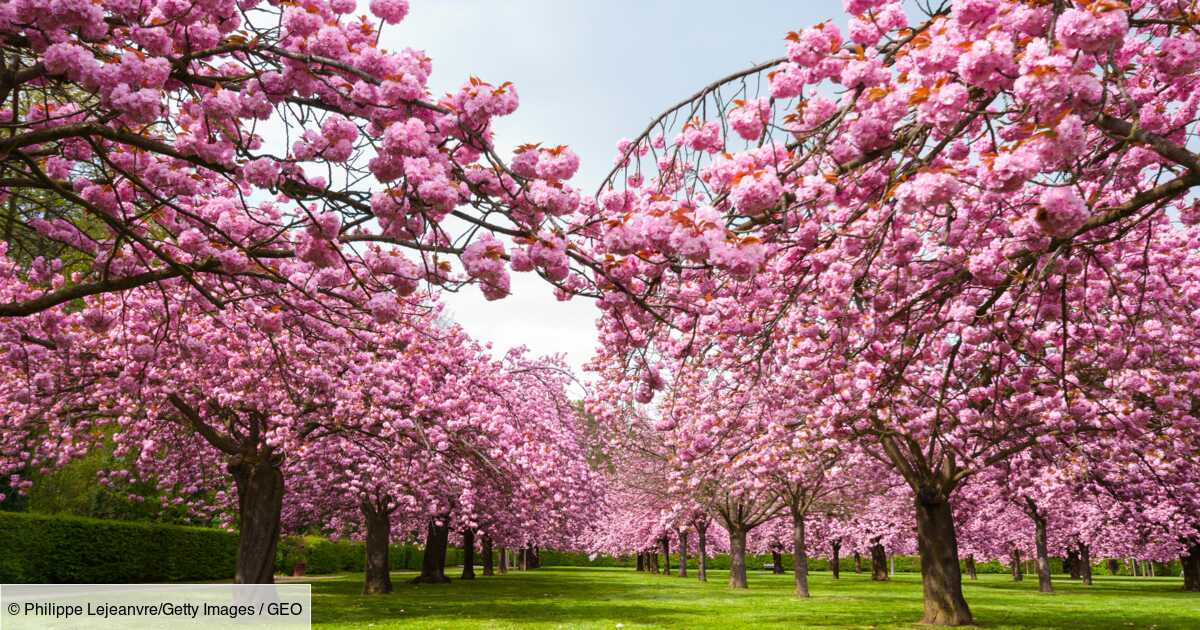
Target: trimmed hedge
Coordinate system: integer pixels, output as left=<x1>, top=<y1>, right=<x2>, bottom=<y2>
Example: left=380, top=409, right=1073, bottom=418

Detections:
left=535, top=549, right=1183, bottom=576
left=0, top=513, right=471, bottom=583
left=0, top=511, right=237, bottom=582
left=273, top=535, right=465, bottom=576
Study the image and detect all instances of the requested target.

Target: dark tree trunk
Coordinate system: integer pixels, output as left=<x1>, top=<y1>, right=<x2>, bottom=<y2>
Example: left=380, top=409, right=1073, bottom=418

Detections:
left=1079, top=543, right=1092, bottom=586
left=1182, top=543, right=1200, bottom=592
left=854, top=551, right=863, bottom=574
left=965, top=555, right=977, bottom=580
left=1030, top=511, right=1052, bottom=593
left=229, top=455, right=284, bottom=584
left=361, top=498, right=393, bottom=594
left=728, top=526, right=749, bottom=589
left=482, top=535, right=494, bottom=576
left=1133, top=558, right=1141, bottom=577
left=1065, top=547, right=1080, bottom=580
left=792, top=512, right=810, bottom=598
left=648, top=550, right=658, bottom=573
left=1022, top=498, right=1051, bottom=592
left=678, top=530, right=688, bottom=578
left=498, top=546, right=508, bottom=574
left=531, top=545, right=541, bottom=569
left=1106, top=558, right=1119, bottom=575
left=870, top=540, right=888, bottom=581
left=1011, top=549, right=1024, bottom=581
left=914, top=493, right=973, bottom=625
left=412, top=517, right=451, bottom=584
left=661, top=536, right=671, bottom=575
left=461, top=529, right=476, bottom=580
left=636, top=552, right=645, bottom=572
left=772, top=550, right=785, bottom=574
left=831, top=540, right=841, bottom=580
left=696, top=521, right=709, bottom=582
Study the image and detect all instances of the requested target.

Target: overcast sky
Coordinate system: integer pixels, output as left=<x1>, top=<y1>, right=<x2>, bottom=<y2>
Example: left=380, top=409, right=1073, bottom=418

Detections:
left=382, top=1, right=848, bottom=390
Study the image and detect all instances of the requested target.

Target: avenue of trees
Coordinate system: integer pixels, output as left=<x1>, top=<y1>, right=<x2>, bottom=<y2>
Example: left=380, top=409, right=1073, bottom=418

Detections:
left=1, top=0, right=1198, bottom=626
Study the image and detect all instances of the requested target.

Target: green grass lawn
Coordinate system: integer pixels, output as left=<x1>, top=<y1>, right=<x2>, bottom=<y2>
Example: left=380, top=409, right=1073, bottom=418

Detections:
left=306, top=566, right=1200, bottom=629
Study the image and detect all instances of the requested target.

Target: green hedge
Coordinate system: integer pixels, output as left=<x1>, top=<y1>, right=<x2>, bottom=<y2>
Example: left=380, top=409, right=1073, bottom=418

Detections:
left=0, top=512, right=472, bottom=583
left=274, top=535, right=465, bottom=576
left=0, top=511, right=237, bottom=582
left=537, top=549, right=1182, bottom=576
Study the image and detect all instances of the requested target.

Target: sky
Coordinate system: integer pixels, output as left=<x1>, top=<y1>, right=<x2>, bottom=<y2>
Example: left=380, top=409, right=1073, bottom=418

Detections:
left=382, top=1, right=849, bottom=391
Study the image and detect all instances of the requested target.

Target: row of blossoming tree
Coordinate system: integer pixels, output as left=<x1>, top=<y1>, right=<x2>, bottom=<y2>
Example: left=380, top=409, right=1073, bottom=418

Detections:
left=0, top=0, right=601, bottom=593
left=579, top=0, right=1200, bottom=625
left=2, top=0, right=1200, bottom=625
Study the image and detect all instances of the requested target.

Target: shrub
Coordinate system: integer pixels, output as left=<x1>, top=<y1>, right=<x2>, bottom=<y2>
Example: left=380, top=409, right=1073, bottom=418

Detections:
left=0, top=511, right=237, bottom=582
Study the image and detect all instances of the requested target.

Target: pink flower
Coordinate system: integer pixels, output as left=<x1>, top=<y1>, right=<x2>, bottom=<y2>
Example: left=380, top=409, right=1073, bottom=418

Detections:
left=370, top=0, right=409, bottom=24
left=729, top=99, right=770, bottom=141
left=1055, top=7, right=1127, bottom=53
left=787, top=23, right=842, bottom=67
left=242, top=158, right=279, bottom=187
left=1035, top=187, right=1089, bottom=237
left=769, top=62, right=805, bottom=99
left=729, top=169, right=783, bottom=215
left=367, top=293, right=402, bottom=323
left=535, top=146, right=580, bottom=181
left=176, top=228, right=210, bottom=256
left=382, top=118, right=430, bottom=157
left=677, top=120, right=722, bottom=153
left=1156, top=37, right=1200, bottom=76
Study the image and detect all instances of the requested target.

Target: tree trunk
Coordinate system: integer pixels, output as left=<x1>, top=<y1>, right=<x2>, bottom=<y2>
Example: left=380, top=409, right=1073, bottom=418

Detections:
left=1133, top=558, right=1141, bottom=577
left=412, top=517, right=451, bottom=584
left=965, top=555, right=977, bottom=581
left=1182, top=543, right=1200, bottom=592
left=636, top=552, right=644, bottom=572
left=831, top=540, right=841, bottom=580
left=678, top=530, right=688, bottom=578
left=1065, top=547, right=1080, bottom=580
left=498, top=547, right=508, bottom=574
left=792, top=512, right=810, bottom=598
left=519, top=545, right=529, bottom=571
left=482, top=535, right=494, bottom=576
left=855, top=551, right=863, bottom=574
left=728, top=526, right=749, bottom=589
left=229, top=455, right=284, bottom=584
left=531, top=545, right=541, bottom=569
left=772, top=550, right=784, bottom=574
left=696, top=521, right=709, bottom=582
left=1079, top=543, right=1092, bottom=586
left=870, top=540, right=888, bottom=581
left=361, top=498, right=393, bottom=594
left=914, top=492, right=973, bottom=625
left=1030, top=511, right=1052, bottom=593
left=661, top=536, right=671, bottom=575
left=461, top=529, right=476, bottom=580
left=1011, top=549, right=1024, bottom=581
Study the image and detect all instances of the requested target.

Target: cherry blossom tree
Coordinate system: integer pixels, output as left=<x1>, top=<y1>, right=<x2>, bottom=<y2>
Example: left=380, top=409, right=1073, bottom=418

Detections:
left=0, top=0, right=594, bottom=322
left=583, top=1, right=1200, bottom=623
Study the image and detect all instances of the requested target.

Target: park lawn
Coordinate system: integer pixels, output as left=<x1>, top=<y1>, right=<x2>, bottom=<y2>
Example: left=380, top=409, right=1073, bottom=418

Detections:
left=307, top=566, right=1200, bottom=629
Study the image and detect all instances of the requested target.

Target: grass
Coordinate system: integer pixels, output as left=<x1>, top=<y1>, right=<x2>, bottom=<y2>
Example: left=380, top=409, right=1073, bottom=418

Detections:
left=305, top=566, right=1200, bottom=629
